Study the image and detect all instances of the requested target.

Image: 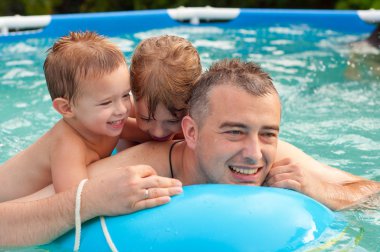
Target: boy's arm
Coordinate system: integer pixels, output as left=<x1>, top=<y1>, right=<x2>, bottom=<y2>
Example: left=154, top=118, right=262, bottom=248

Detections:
left=50, top=136, right=88, bottom=193
left=265, top=140, right=380, bottom=210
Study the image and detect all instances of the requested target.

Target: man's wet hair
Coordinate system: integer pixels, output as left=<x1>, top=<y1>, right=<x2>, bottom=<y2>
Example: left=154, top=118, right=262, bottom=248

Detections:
left=189, top=58, right=278, bottom=127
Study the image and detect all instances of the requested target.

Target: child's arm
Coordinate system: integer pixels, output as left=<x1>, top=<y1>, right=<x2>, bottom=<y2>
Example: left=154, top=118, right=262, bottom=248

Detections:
left=50, top=136, right=89, bottom=193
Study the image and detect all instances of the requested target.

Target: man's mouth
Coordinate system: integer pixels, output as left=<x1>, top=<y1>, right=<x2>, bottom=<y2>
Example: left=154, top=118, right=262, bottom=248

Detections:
left=228, top=165, right=259, bottom=175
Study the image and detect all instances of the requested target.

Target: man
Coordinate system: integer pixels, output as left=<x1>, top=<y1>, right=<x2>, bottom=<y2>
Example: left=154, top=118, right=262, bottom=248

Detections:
left=89, top=58, right=379, bottom=210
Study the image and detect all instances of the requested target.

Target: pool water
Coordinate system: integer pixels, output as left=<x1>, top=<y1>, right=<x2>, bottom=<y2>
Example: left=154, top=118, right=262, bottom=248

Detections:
left=1, top=25, right=379, bottom=251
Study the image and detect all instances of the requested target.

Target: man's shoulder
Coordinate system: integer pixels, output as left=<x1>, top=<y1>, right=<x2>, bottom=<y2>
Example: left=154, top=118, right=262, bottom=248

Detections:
left=131, top=141, right=176, bottom=159
left=139, top=140, right=175, bottom=150
left=126, top=141, right=178, bottom=177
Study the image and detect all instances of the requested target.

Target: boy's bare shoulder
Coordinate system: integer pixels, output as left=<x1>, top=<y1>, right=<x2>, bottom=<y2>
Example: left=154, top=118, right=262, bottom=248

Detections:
left=49, top=120, right=88, bottom=145
left=47, top=120, right=92, bottom=163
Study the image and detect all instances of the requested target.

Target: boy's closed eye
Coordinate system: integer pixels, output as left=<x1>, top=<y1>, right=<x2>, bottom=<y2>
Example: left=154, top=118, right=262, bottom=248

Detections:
left=140, top=116, right=151, bottom=122
left=98, top=101, right=112, bottom=106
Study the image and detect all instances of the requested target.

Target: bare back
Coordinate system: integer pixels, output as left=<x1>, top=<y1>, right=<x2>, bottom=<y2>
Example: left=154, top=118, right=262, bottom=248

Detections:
left=0, top=119, right=118, bottom=202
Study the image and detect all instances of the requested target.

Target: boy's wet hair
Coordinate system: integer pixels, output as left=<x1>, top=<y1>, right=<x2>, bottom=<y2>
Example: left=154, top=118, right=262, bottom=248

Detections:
left=189, top=58, right=279, bottom=127
left=44, top=31, right=127, bottom=103
left=130, top=35, right=201, bottom=119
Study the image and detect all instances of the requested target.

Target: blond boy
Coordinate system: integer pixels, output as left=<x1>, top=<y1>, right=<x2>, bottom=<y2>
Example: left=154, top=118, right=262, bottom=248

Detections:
left=0, top=31, right=132, bottom=200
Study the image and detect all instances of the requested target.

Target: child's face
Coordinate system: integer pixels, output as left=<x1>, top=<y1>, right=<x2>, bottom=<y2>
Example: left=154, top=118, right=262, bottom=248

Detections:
left=135, top=98, right=185, bottom=141
left=71, top=65, right=131, bottom=137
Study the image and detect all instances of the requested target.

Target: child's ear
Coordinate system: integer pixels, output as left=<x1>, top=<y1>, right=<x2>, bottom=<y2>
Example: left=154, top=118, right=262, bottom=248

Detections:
left=52, top=98, right=73, bottom=118
left=182, top=115, right=198, bottom=150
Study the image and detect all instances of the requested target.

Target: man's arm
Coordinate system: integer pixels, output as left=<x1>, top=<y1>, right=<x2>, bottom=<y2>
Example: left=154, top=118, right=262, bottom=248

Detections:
left=0, top=187, right=76, bottom=246
left=266, top=140, right=380, bottom=210
left=0, top=165, right=182, bottom=247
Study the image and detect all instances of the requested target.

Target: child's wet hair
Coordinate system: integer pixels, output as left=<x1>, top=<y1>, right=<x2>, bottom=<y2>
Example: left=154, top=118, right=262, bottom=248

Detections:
left=44, top=31, right=127, bottom=103
left=130, top=35, right=201, bottom=119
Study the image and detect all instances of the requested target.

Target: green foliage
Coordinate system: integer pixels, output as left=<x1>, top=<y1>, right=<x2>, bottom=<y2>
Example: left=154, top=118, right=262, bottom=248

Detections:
left=0, top=0, right=378, bottom=16
left=335, top=0, right=380, bottom=9
left=0, top=0, right=24, bottom=16
left=21, top=0, right=61, bottom=15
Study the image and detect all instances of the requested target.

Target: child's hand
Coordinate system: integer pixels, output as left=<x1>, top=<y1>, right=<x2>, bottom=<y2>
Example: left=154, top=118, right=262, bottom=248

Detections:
left=81, top=165, right=183, bottom=218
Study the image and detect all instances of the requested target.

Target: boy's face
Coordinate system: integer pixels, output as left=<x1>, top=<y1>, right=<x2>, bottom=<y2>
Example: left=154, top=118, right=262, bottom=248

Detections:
left=71, top=64, right=131, bottom=137
left=193, top=84, right=281, bottom=186
left=134, top=98, right=185, bottom=141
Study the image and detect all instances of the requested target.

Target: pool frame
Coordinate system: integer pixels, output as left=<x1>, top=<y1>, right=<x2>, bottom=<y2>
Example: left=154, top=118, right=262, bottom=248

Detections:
left=0, top=7, right=379, bottom=43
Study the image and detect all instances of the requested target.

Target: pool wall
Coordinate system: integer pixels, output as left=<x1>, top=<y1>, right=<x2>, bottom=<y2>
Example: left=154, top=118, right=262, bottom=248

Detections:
left=0, top=7, right=378, bottom=43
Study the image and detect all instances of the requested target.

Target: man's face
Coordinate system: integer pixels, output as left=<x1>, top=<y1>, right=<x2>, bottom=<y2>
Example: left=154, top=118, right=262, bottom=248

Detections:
left=194, top=84, right=281, bottom=186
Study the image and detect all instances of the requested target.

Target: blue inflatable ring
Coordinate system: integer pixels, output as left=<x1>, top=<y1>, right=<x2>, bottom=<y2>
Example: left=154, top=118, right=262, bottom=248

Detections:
left=50, top=184, right=335, bottom=251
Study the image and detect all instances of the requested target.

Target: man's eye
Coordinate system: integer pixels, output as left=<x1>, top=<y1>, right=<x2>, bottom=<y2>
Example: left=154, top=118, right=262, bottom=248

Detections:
left=262, top=132, right=277, bottom=138
left=227, top=130, right=243, bottom=135
left=141, top=117, right=151, bottom=122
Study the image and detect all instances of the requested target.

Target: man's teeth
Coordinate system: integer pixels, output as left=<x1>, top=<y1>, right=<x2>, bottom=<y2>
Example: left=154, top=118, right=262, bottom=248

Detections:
left=229, top=166, right=258, bottom=175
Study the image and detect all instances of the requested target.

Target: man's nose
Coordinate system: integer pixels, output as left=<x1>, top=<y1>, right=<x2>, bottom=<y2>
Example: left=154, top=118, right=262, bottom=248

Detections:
left=242, top=135, right=263, bottom=162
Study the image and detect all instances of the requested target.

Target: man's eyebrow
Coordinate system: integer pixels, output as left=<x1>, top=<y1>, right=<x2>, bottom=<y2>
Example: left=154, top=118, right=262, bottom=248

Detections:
left=262, top=125, right=280, bottom=131
left=219, top=122, right=248, bottom=129
left=220, top=122, right=280, bottom=131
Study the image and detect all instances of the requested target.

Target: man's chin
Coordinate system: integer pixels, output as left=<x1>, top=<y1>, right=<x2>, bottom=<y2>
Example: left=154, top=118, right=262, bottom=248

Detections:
left=224, top=177, right=263, bottom=186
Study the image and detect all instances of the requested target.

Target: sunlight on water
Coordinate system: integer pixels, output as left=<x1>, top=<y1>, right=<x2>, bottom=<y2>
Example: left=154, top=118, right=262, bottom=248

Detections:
left=0, top=24, right=379, bottom=251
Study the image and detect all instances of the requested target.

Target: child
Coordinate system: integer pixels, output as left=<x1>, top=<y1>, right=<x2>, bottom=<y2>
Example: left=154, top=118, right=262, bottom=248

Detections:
left=0, top=31, right=131, bottom=199
left=119, top=35, right=202, bottom=147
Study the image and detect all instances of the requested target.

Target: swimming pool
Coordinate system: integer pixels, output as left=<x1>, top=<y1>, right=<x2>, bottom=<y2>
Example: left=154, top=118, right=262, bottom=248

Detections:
left=0, top=7, right=379, bottom=251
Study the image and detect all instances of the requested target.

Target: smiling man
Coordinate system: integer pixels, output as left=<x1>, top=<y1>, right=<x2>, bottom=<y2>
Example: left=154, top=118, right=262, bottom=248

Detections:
left=178, top=59, right=281, bottom=185
left=89, top=58, right=379, bottom=210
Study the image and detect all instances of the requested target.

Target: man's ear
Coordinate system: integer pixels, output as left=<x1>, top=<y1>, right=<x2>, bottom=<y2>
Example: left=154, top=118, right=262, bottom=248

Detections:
left=52, top=98, right=74, bottom=118
left=182, top=115, right=198, bottom=150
